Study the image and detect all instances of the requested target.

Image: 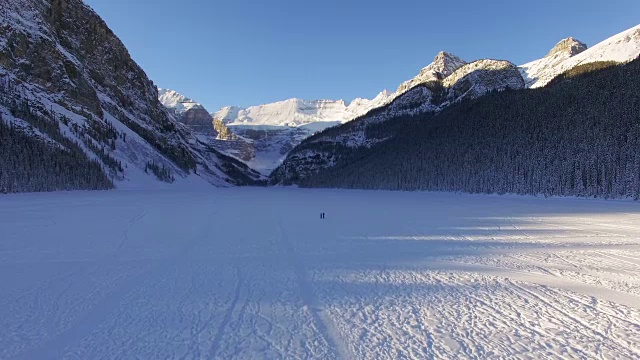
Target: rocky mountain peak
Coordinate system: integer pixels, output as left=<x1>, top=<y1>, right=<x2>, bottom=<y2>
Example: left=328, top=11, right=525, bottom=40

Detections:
left=396, top=51, right=467, bottom=94
left=546, top=37, right=588, bottom=58
left=420, top=51, right=467, bottom=79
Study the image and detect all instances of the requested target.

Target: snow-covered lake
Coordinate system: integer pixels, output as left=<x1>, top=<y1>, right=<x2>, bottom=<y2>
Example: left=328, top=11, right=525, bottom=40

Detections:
left=1, top=188, right=640, bottom=359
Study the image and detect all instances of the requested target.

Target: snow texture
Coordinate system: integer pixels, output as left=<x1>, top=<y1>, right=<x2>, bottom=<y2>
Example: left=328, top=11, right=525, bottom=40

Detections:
left=2, top=189, right=640, bottom=359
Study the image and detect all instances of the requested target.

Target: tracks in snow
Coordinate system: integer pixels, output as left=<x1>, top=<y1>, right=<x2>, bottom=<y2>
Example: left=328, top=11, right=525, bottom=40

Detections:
left=277, top=220, right=348, bottom=360
left=207, top=269, right=243, bottom=359
left=115, top=209, right=148, bottom=254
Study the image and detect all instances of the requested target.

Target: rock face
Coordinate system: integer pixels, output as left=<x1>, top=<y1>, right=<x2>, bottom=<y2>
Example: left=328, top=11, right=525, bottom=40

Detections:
left=443, top=60, right=525, bottom=104
left=181, top=107, right=216, bottom=135
left=0, top=0, right=262, bottom=189
left=396, top=51, right=467, bottom=94
left=158, top=88, right=253, bottom=165
left=213, top=119, right=237, bottom=141
left=519, top=38, right=589, bottom=88
left=158, top=88, right=238, bottom=140
left=546, top=37, right=588, bottom=57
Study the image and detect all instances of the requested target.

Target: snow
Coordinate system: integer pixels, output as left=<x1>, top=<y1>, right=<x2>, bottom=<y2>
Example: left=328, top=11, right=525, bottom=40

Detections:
left=214, top=91, right=394, bottom=129
left=225, top=99, right=349, bottom=127
left=158, top=88, right=205, bottom=115
left=521, top=24, right=640, bottom=88
left=395, top=51, right=467, bottom=95
left=2, top=189, right=640, bottom=359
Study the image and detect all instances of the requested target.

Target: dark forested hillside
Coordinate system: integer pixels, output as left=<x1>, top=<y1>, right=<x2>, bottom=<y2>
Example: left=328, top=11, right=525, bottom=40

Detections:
left=0, top=119, right=113, bottom=193
left=0, top=0, right=265, bottom=193
left=282, top=59, right=640, bottom=198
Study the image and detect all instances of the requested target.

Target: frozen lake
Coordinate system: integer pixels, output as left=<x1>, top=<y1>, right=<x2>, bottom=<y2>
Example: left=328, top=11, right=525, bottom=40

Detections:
left=1, top=188, right=640, bottom=359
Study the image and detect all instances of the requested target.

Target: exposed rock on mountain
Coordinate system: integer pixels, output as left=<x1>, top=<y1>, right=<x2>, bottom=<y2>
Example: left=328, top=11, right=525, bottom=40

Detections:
left=547, top=37, right=588, bottom=57
left=192, top=91, right=395, bottom=175
left=280, top=58, right=640, bottom=198
left=158, top=88, right=239, bottom=140
left=520, top=25, right=640, bottom=88
left=0, top=0, right=262, bottom=192
left=270, top=56, right=526, bottom=183
left=272, top=24, right=640, bottom=186
left=213, top=119, right=237, bottom=141
left=396, top=51, right=467, bottom=94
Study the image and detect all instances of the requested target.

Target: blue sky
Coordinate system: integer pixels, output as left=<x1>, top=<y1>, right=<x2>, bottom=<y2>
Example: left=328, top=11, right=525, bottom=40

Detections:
left=85, top=0, right=640, bottom=111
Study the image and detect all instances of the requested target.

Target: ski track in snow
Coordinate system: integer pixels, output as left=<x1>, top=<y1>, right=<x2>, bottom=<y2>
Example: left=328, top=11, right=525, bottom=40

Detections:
left=1, top=189, right=640, bottom=359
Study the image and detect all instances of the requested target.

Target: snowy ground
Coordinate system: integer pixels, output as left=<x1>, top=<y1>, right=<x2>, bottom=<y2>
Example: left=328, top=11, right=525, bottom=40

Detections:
left=1, top=189, right=640, bottom=359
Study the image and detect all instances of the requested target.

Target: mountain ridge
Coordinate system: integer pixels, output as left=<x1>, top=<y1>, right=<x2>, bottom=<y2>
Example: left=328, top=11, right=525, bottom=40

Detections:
left=271, top=23, right=640, bottom=186
left=0, top=0, right=263, bottom=192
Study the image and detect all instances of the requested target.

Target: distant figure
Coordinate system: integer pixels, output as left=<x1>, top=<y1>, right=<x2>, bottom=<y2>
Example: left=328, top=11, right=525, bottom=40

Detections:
left=320, top=212, right=325, bottom=219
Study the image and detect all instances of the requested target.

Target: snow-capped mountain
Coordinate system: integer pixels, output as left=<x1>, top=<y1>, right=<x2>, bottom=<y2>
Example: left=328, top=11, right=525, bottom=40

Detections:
left=0, top=0, right=262, bottom=192
left=271, top=24, right=640, bottom=185
left=199, top=50, right=515, bottom=175
left=158, top=88, right=218, bottom=136
left=158, top=88, right=239, bottom=140
left=520, top=24, right=640, bottom=88
left=213, top=106, right=243, bottom=123
left=396, top=52, right=467, bottom=94
left=162, top=23, right=640, bottom=184
left=158, top=88, right=205, bottom=115
left=204, top=91, right=394, bottom=174
left=346, top=90, right=396, bottom=119
left=270, top=54, right=526, bottom=183
left=215, top=91, right=395, bottom=128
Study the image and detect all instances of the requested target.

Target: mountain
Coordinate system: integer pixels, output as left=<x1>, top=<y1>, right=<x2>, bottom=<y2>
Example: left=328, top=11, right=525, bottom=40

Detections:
left=198, top=91, right=393, bottom=175
left=216, top=91, right=395, bottom=128
left=395, top=51, right=467, bottom=94
left=157, top=88, right=396, bottom=175
left=197, top=53, right=464, bottom=175
left=275, top=58, right=640, bottom=198
left=0, top=0, right=262, bottom=192
left=158, top=88, right=204, bottom=116
left=203, top=50, right=521, bottom=176
left=520, top=24, right=640, bottom=88
left=271, top=24, right=640, bottom=193
left=158, top=88, right=219, bottom=136
left=158, top=88, right=238, bottom=140
left=270, top=55, right=525, bottom=181
left=182, top=27, right=640, bottom=179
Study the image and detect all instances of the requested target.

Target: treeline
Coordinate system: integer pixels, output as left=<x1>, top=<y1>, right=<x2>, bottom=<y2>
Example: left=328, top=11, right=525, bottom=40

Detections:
left=145, top=160, right=174, bottom=183
left=294, top=59, right=640, bottom=199
left=0, top=77, right=113, bottom=193
left=0, top=119, right=112, bottom=193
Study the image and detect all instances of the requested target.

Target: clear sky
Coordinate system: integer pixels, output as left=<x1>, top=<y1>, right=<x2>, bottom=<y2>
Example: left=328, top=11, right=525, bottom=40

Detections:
left=84, top=0, right=640, bottom=112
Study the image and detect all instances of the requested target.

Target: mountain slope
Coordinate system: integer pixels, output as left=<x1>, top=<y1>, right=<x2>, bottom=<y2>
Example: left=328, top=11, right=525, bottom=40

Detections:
left=395, top=51, right=467, bottom=94
left=203, top=91, right=395, bottom=175
left=0, top=0, right=261, bottom=192
left=521, top=24, right=640, bottom=88
left=275, top=58, right=640, bottom=198
left=270, top=55, right=525, bottom=182
left=158, top=88, right=239, bottom=140
left=271, top=24, right=640, bottom=186
left=202, top=52, right=464, bottom=174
